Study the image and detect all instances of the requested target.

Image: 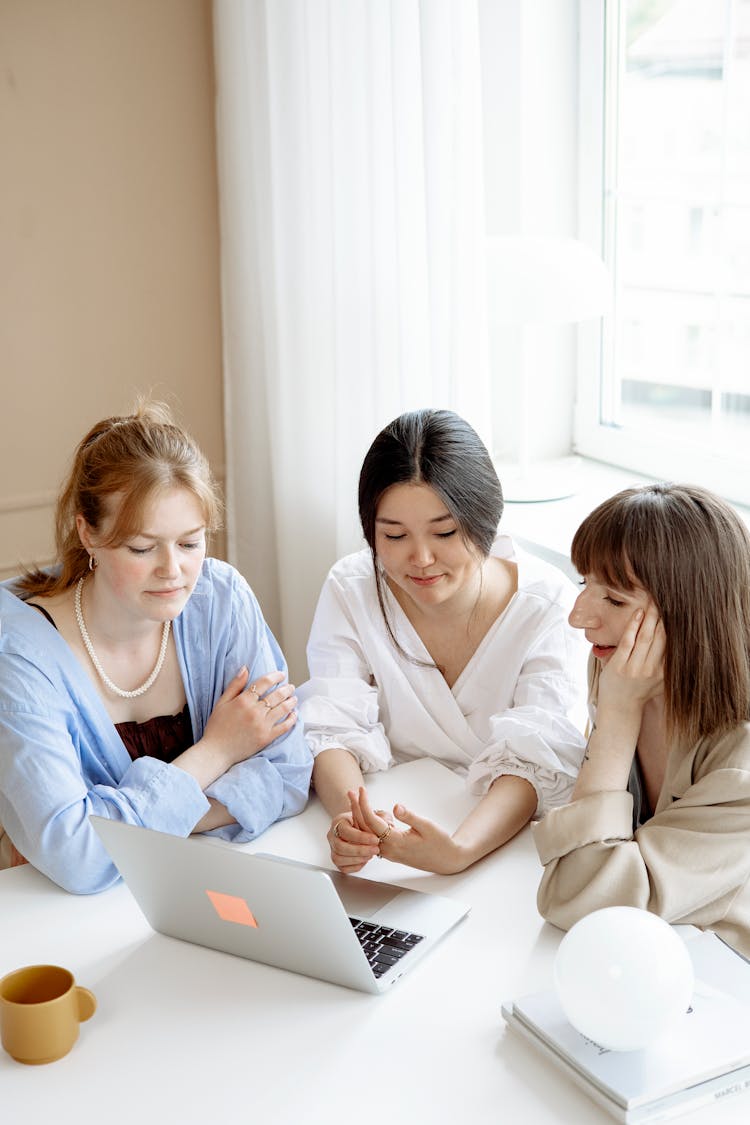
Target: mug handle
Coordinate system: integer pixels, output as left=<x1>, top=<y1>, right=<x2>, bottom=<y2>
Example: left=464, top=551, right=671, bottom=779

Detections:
left=75, top=987, right=97, bottom=1023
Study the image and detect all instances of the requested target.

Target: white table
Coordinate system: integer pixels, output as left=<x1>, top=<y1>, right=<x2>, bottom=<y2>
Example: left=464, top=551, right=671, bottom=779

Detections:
left=1, top=762, right=746, bottom=1125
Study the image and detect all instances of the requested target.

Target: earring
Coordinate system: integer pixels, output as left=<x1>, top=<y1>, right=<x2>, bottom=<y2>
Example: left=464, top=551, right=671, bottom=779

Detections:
left=88, top=554, right=97, bottom=571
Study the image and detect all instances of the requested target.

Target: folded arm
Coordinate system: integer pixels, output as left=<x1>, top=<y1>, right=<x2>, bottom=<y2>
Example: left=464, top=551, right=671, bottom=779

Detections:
left=467, top=619, right=588, bottom=813
left=0, top=692, right=209, bottom=894
left=534, top=746, right=750, bottom=935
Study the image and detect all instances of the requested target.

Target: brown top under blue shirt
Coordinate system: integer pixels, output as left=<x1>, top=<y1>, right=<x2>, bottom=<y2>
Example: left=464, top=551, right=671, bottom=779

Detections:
left=27, top=601, right=193, bottom=761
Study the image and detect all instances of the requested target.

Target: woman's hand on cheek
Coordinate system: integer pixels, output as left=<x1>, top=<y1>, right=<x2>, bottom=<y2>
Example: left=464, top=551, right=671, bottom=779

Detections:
left=600, top=603, right=666, bottom=713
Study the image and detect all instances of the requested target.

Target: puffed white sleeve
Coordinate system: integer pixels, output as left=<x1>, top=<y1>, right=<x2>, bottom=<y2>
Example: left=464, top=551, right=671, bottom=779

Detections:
left=298, top=568, right=392, bottom=774
left=466, top=612, right=588, bottom=814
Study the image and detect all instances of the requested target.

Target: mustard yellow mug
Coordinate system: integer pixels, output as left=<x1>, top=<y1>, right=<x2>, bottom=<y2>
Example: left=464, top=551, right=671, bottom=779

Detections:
left=0, top=964, right=96, bottom=1065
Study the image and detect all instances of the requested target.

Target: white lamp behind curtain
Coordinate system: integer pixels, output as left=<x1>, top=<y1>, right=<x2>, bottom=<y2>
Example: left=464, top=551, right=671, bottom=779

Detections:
left=487, top=235, right=612, bottom=502
left=213, top=0, right=490, bottom=679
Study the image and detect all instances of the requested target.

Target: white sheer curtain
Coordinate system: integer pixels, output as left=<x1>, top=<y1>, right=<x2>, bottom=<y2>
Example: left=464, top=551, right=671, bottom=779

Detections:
left=213, top=0, right=491, bottom=679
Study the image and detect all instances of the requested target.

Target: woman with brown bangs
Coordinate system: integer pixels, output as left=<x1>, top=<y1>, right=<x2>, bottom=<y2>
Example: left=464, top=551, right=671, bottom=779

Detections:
left=534, top=482, right=750, bottom=956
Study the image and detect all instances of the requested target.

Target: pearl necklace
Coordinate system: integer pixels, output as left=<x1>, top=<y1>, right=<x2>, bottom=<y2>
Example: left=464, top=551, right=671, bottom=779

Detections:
left=74, top=577, right=171, bottom=699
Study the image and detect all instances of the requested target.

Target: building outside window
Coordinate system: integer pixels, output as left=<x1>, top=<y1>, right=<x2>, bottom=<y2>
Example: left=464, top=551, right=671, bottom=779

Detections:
left=576, top=0, right=750, bottom=505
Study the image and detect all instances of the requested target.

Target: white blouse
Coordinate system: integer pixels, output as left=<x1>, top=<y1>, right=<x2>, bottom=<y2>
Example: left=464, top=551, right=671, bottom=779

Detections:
left=298, top=536, right=588, bottom=814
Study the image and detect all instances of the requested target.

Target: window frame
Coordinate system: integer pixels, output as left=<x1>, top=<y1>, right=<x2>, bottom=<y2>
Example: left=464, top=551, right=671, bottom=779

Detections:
left=574, top=0, right=750, bottom=507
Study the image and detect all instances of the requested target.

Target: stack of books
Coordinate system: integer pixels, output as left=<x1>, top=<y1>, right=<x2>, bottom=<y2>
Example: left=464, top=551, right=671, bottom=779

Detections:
left=502, top=930, right=750, bottom=1123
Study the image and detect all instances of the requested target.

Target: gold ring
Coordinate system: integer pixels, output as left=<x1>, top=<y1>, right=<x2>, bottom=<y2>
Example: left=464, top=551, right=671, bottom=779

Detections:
left=263, top=698, right=273, bottom=710
left=333, top=821, right=343, bottom=839
left=249, top=683, right=259, bottom=697
left=377, top=823, right=392, bottom=844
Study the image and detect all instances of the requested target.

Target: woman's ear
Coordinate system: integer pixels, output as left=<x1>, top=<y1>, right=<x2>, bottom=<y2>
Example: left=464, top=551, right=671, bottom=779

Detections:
left=76, top=513, right=94, bottom=551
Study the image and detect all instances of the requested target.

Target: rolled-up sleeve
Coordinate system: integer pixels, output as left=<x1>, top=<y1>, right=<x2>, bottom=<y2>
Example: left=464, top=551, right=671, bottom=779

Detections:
left=0, top=659, right=210, bottom=894
left=298, top=569, right=393, bottom=773
left=466, top=616, right=587, bottom=813
left=298, top=677, right=392, bottom=772
left=199, top=570, right=314, bottom=840
left=534, top=736, right=750, bottom=942
left=204, top=747, right=312, bottom=841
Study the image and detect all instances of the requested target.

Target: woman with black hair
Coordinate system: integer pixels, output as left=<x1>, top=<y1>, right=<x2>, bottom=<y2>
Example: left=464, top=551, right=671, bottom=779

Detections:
left=299, top=409, right=587, bottom=876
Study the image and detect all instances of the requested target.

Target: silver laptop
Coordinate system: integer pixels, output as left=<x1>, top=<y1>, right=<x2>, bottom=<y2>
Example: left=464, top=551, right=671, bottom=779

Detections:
left=90, top=816, right=469, bottom=994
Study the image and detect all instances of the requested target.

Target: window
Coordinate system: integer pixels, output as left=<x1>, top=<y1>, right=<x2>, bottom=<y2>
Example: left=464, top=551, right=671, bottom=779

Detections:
left=576, top=0, right=750, bottom=505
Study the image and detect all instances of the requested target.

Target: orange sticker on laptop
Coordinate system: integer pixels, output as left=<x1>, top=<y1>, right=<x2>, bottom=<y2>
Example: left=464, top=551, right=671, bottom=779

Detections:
left=205, top=889, right=259, bottom=928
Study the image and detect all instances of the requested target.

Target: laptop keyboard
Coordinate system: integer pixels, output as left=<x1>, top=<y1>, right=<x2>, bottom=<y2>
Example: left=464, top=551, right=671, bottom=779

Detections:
left=349, top=917, right=425, bottom=978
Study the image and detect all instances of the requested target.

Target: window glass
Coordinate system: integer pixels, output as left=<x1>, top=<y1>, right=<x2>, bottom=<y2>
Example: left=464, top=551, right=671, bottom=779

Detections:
left=577, top=0, right=750, bottom=501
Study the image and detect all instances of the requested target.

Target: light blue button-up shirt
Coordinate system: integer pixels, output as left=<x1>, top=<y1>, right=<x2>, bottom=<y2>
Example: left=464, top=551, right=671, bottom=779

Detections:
left=0, top=558, right=312, bottom=893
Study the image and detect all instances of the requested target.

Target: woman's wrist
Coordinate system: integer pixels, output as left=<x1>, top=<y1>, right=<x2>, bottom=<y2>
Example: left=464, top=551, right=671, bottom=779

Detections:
left=593, top=700, right=643, bottom=747
left=572, top=725, right=636, bottom=798
left=444, top=833, right=479, bottom=874
left=173, top=738, right=234, bottom=791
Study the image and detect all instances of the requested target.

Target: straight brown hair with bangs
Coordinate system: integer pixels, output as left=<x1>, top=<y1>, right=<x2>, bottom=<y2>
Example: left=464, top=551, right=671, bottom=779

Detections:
left=17, top=401, right=223, bottom=598
left=571, top=483, right=750, bottom=745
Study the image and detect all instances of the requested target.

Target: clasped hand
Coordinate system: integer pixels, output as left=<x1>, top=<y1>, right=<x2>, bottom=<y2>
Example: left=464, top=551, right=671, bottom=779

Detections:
left=327, top=786, right=466, bottom=876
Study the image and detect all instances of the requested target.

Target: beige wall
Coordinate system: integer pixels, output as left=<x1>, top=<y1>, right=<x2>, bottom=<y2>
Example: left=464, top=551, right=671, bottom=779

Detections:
left=0, top=0, right=224, bottom=577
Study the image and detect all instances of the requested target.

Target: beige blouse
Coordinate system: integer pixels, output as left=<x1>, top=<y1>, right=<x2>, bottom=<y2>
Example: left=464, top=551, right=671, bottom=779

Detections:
left=534, top=718, right=750, bottom=957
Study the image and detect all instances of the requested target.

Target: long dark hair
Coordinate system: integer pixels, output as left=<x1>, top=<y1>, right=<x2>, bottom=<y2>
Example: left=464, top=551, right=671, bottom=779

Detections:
left=358, top=409, right=503, bottom=656
left=571, top=482, right=750, bottom=743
